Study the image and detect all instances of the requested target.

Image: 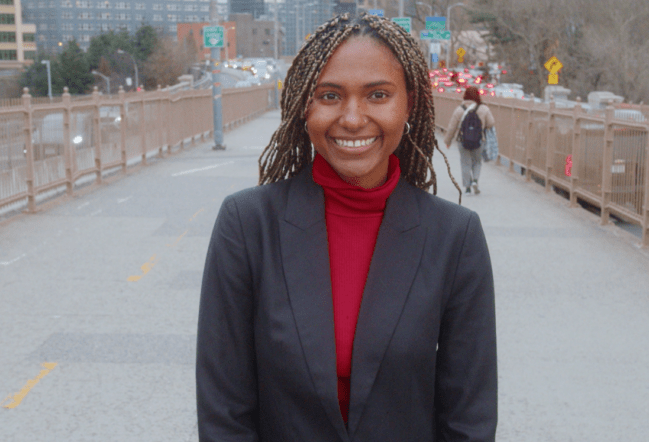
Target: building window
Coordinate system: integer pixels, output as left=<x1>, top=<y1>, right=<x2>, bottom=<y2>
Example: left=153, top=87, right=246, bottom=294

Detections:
left=96, top=1, right=110, bottom=8
left=80, top=34, right=91, bottom=42
left=78, top=23, right=93, bottom=30
left=152, top=13, right=162, bottom=21
left=24, top=51, right=37, bottom=60
left=199, top=5, right=207, bottom=11
left=114, top=1, right=129, bottom=8
left=62, top=34, right=73, bottom=41
left=62, top=11, right=72, bottom=18
left=166, top=4, right=180, bottom=11
left=39, top=23, right=48, bottom=30
left=168, top=24, right=176, bottom=32
left=0, top=50, right=17, bottom=60
left=134, top=2, right=144, bottom=8
left=38, top=34, right=46, bottom=41
left=0, top=0, right=14, bottom=5
left=135, top=13, right=143, bottom=20
left=99, top=11, right=110, bottom=18
left=37, top=1, right=45, bottom=7
left=167, top=13, right=177, bottom=21
left=61, top=23, right=73, bottom=30
left=152, top=3, right=161, bottom=10
left=0, top=32, right=15, bottom=42
left=184, top=4, right=195, bottom=11
left=202, top=14, right=209, bottom=21
left=115, top=12, right=130, bottom=19
left=0, top=14, right=15, bottom=24
left=61, top=0, right=72, bottom=7
left=23, top=33, right=35, bottom=42
left=26, top=2, right=34, bottom=7
left=78, top=11, right=93, bottom=18
left=100, top=23, right=111, bottom=30
left=76, top=0, right=91, bottom=7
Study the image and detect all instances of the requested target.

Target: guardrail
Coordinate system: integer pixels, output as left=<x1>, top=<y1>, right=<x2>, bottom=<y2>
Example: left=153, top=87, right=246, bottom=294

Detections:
left=0, top=82, right=277, bottom=216
left=434, top=92, right=649, bottom=247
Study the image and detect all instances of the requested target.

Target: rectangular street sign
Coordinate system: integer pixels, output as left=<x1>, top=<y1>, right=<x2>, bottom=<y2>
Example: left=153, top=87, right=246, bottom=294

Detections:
left=368, top=9, right=384, bottom=17
left=429, top=42, right=441, bottom=54
left=425, top=17, right=446, bottom=30
left=421, top=30, right=450, bottom=40
left=392, top=17, right=411, bottom=33
left=203, top=26, right=224, bottom=48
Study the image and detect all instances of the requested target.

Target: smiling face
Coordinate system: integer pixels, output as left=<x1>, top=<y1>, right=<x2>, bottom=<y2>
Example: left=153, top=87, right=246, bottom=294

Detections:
left=305, top=36, right=413, bottom=189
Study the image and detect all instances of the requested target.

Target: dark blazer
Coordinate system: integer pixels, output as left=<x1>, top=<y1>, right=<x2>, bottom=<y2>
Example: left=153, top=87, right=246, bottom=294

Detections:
left=196, top=162, right=497, bottom=442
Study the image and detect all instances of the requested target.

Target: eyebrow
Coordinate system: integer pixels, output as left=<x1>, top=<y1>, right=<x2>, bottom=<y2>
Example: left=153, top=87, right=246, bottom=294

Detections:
left=315, top=80, right=395, bottom=89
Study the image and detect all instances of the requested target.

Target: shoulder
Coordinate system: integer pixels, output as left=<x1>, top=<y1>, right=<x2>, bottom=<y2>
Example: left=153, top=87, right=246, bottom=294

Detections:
left=405, top=183, right=477, bottom=233
left=223, top=175, right=292, bottom=221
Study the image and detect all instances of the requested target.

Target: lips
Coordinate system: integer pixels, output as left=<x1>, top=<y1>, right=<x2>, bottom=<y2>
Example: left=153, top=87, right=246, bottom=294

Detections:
left=328, top=136, right=381, bottom=154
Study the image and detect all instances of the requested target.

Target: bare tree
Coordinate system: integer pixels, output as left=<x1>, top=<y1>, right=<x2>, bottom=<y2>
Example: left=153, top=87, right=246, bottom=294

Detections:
left=142, top=36, right=198, bottom=89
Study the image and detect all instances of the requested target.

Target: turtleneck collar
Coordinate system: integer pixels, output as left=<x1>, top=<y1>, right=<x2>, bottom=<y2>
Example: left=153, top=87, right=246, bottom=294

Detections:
left=312, top=153, right=401, bottom=216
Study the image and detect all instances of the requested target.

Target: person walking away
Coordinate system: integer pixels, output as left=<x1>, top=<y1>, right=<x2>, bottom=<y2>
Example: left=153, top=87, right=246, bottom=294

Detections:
left=444, top=86, right=495, bottom=195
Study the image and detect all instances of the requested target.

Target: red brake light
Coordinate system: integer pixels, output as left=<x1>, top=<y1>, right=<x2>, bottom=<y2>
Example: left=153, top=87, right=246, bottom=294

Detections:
left=479, top=89, right=485, bottom=95
left=502, top=70, right=508, bottom=74
left=474, top=77, right=482, bottom=84
left=486, top=83, right=494, bottom=88
left=438, top=87, right=444, bottom=93
left=490, top=91, right=495, bottom=96
left=455, top=88, right=462, bottom=93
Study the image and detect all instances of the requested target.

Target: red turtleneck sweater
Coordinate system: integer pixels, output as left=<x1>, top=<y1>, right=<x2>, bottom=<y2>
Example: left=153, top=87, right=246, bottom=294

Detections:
left=311, top=153, right=401, bottom=424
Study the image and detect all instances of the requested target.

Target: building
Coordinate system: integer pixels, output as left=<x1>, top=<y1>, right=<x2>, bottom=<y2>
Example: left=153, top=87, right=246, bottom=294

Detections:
left=274, top=0, right=332, bottom=56
left=230, top=12, right=281, bottom=58
left=21, top=0, right=229, bottom=53
left=177, top=20, right=236, bottom=61
left=230, top=0, right=264, bottom=19
left=333, top=0, right=355, bottom=16
left=0, top=0, right=36, bottom=66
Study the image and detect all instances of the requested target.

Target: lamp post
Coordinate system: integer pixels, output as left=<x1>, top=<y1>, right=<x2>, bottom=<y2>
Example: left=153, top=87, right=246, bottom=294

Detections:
left=116, top=49, right=138, bottom=91
left=91, top=70, right=110, bottom=94
left=41, top=60, right=52, bottom=100
left=446, top=2, right=465, bottom=68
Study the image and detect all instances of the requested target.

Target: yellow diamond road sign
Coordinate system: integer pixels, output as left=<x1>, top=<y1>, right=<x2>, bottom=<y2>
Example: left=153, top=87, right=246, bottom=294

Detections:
left=544, top=56, right=563, bottom=74
left=456, top=47, right=466, bottom=57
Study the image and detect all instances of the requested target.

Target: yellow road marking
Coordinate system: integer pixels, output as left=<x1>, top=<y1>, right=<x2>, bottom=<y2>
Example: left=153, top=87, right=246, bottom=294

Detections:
left=167, top=230, right=188, bottom=247
left=127, top=254, right=158, bottom=282
left=2, top=363, right=58, bottom=409
left=189, top=208, right=205, bottom=222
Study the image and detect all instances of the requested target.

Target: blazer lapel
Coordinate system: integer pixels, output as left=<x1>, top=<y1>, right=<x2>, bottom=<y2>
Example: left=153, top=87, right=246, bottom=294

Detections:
left=346, top=178, right=427, bottom=439
left=280, top=165, right=351, bottom=442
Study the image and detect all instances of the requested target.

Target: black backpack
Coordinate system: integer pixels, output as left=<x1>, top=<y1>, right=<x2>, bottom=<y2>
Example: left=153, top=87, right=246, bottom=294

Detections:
left=458, top=104, right=483, bottom=150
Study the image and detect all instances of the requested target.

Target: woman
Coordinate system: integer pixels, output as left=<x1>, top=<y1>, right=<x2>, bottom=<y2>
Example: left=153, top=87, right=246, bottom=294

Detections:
left=196, top=13, right=497, bottom=442
left=444, top=86, right=496, bottom=195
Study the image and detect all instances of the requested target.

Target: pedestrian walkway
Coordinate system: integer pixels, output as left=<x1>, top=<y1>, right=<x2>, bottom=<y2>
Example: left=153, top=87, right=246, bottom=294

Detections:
left=1, top=109, right=648, bottom=441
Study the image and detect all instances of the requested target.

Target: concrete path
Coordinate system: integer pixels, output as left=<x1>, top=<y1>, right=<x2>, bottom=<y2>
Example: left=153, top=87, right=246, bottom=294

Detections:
left=1, top=109, right=648, bottom=441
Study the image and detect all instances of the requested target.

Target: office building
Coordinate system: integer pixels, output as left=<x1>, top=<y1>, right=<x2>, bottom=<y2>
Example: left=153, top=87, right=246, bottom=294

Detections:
left=0, top=0, right=36, bottom=66
left=274, top=0, right=332, bottom=56
left=230, top=0, right=263, bottom=19
left=21, top=0, right=228, bottom=53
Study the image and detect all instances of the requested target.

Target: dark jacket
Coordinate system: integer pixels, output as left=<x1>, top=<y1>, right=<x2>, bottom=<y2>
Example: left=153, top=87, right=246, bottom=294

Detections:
left=196, top=162, right=497, bottom=442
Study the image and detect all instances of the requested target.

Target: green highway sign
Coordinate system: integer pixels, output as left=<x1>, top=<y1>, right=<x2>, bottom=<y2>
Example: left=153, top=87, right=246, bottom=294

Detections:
left=203, top=26, right=224, bottom=48
left=392, top=17, right=412, bottom=33
left=420, top=30, right=451, bottom=40
left=425, top=17, right=446, bottom=30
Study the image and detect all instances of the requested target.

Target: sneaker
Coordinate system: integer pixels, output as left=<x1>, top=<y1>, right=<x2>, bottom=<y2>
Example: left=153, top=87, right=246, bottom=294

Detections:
left=465, top=186, right=471, bottom=194
left=472, top=181, right=480, bottom=195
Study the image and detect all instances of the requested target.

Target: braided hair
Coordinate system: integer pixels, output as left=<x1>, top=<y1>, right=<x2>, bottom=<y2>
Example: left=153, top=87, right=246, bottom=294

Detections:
left=258, top=12, right=462, bottom=202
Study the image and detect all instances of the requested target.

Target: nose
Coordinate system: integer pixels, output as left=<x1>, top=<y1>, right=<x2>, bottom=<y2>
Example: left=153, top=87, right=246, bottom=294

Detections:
left=338, top=98, right=367, bottom=131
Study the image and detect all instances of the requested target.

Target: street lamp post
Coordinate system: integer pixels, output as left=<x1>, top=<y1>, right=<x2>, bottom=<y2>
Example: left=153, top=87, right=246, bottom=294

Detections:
left=91, top=70, right=111, bottom=94
left=116, top=49, right=139, bottom=91
left=41, top=60, right=52, bottom=100
left=446, top=2, right=465, bottom=68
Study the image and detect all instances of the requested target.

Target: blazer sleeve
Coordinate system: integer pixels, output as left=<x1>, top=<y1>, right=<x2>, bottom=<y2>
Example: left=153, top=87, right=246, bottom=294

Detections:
left=435, top=211, right=497, bottom=442
left=196, top=195, right=259, bottom=442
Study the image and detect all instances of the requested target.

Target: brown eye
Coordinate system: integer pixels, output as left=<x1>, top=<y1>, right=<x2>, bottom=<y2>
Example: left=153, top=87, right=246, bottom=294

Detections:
left=371, top=91, right=388, bottom=100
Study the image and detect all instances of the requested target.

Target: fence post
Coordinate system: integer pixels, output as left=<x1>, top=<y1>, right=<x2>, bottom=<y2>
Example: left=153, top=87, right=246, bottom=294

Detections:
left=545, top=99, right=556, bottom=192
left=166, top=88, right=173, bottom=152
left=62, top=87, right=73, bottom=196
left=569, top=99, right=582, bottom=207
left=119, top=86, right=127, bottom=173
left=22, top=88, right=36, bottom=213
left=600, top=105, right=614, bottom=225
left=156, top=85, right=165, bottom=158
left=641, top=121, right=649, bottom=248
left=93, top=86, right=102, bottom=185
left=525, top=97, right=534, bottom=182
left=139, top=88, right=147, bottom=165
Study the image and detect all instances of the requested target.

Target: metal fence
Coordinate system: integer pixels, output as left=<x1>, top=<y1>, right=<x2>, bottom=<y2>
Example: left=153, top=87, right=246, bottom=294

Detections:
left=0, top=82, right=277, bottom=216
left=434, top=92, right=649, bottom=247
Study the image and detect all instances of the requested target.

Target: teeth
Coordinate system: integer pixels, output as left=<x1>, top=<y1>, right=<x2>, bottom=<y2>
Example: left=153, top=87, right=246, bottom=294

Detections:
left=334, top=137, right=377, bottom=147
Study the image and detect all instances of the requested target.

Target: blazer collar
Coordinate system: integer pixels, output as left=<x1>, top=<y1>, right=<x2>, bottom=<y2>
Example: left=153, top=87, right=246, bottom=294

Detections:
left=280, top=163, right=426, bottom=441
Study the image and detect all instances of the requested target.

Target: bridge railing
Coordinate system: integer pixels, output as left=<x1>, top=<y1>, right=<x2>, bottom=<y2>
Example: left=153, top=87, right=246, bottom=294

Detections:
left=433, top=92, right=649, bottom=247
left=0, top=82, right=276, bottom=216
